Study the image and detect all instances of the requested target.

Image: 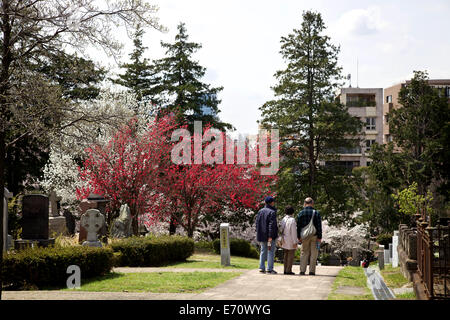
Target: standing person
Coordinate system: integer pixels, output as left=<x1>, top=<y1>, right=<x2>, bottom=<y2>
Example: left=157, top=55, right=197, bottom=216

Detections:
left=256, top=196, right=278, bottom=274
left=297, top=197, right=322, bottom=275
left=280, top=205, right=298, bottom=275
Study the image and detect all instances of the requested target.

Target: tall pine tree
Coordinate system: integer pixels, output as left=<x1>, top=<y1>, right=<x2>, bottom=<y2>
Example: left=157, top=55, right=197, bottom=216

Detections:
left=114, top=25, right=161, bottom=110
left=259, top=11, right=362, bottom=224
left=154, top=22, right=232, bottom=132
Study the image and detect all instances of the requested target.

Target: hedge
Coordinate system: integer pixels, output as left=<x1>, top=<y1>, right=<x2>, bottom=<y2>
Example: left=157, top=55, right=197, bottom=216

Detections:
left=213, top=238, right=259, bottom=259
left=1, top=246, right=113, bottom=289
left=110, top=235, right=194, bottom=267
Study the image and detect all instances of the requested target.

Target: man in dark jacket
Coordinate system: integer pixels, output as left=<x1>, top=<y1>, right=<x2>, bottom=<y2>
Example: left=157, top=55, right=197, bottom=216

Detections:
left=256, top=196, right=278, bottom=274
left=297, top=197, right=322, bottom=275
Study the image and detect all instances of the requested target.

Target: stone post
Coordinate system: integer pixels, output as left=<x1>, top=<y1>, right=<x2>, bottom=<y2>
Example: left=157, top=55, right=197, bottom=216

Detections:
left=392, top=231, right=399, bottom=268
left=220, top=223, right=231, bottom=266
left=378, top=245, right=385, bottom=270
left=384, top=248, right=390, bottom=265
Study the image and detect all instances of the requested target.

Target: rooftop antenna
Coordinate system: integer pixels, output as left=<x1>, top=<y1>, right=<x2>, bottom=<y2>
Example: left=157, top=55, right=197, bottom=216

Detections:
left=357, top=58, right=359, bottom=88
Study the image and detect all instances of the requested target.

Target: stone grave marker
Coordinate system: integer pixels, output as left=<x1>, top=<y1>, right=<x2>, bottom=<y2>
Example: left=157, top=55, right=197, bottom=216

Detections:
left=80, top=209, right=105, bottom=247
left=110, top=204, right=132, bottom=238
left=48, top=191, right=67, bottom=236
left=3, top=188, right=13, bottom=252
left=63, top=209, right=76, bottom=235
left=78, top=193, right=109, bottom=244
left=392, top=231, right=399, bottom=268
left=384, top=248, right=390, bottom=264
left=378, top=245, right=385, bottom=270
left=220, top=223, right=231, bottom=266
left=16, top=194, right=55, bottom=249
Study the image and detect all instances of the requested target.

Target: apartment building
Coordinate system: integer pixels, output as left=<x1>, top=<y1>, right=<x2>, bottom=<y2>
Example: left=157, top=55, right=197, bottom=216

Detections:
left=383, top=79, right=450, bottom=144
left=333, top=87, right=384, bottom=169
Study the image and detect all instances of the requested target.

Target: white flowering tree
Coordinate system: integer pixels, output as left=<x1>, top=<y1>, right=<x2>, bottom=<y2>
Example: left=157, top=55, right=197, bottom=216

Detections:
left=321, top=220, right=369, bottom=261
left=40, top=89, right=155, bottom=210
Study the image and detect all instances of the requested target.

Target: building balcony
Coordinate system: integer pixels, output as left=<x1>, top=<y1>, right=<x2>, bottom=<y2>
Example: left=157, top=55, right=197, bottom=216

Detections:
left=346, top=100, right=377, bottom=108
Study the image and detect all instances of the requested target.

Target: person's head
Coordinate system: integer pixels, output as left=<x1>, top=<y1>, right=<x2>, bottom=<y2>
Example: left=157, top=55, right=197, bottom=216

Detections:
left=303, top=197, right=314, bottom=207
left=264, top=196, right=275, bottom=205
left=285, top=205, right=294, bottom=216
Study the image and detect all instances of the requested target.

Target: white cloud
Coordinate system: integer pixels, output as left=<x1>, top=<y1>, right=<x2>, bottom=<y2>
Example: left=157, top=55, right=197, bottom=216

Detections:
left=336, top=6, right=388, bottom=37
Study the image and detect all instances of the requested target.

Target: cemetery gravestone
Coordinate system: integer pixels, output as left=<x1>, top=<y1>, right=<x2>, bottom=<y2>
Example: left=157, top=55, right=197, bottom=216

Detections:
left=63, top=209, right=76, bottom=235
left=80, top=209, right=105, bottom=247
left=220, top=223, right=231, bottom=266
left=16, top=194, right=55, bottom=248
left=110, top=204, right=132, bottom=238
left=3, top=188, right=13, bottom=252
left=78, top=193, right=109, bottom=244
left=48, top=191, right=67, bottom=236
left=392, top=231, right=399, bottom=268
left=384, top=248, right=390, bottom=264
left=378, top=245, right=385, bottom=270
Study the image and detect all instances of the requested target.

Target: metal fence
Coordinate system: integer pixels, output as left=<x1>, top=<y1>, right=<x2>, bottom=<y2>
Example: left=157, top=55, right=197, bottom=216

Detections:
left=416, top=213, right=450, bottom=299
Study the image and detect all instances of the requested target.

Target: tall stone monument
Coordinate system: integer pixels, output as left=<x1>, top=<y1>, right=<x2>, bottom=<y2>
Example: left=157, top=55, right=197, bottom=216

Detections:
left=392, top=230, right=399, bottom=268
left=220, top=223, right=231, bottom=266
left=378, top=245, right=385, bottom=270
left=80, top=209, right=105, bottom=247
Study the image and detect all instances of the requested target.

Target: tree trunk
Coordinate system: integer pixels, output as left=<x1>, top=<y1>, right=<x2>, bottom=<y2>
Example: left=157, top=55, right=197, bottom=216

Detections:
left=169, top=213, right=177, bottom=235
left=0, top=1, right=13, bottom=299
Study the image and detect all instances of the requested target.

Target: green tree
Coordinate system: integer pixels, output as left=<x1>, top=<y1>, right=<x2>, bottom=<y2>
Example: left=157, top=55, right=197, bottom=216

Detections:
left=259, top=11, right=362, bottom=224
left=114, top=25, right=161, bottom=109
left=388, top=71, right=449, bottom=198
left=154, top=22, right=232, bottom=132
left=369, top=71, right=450, bottom=224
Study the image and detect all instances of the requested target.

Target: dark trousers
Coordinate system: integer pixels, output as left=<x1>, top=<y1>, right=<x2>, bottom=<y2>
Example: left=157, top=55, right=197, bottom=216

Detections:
left=283, top=249, right=295, bottom=273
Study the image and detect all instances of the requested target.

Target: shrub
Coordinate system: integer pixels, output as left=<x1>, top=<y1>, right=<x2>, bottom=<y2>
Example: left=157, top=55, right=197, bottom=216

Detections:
left=376, top=234, right=392, bottom=247
left=110, top=235, right=194, bottom=267
left=212, top=238, right=259, bottom=259
left=319, top=253, right=331, bottom=265
left=1, top=246, right=113, bottom=289
left=194, top=240, right=214, bottom=252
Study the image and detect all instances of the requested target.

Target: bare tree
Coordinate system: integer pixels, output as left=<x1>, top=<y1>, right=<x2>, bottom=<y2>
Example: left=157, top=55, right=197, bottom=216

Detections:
left=0, top=0, right=165, bottom=298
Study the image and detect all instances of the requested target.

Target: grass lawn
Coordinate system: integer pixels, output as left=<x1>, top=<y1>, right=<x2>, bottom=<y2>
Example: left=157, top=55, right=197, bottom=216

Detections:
left=60, top=271, right=242, bottom=293
left=380, top=264, right=410, bottom=288
left=380, top=264, right=416, bottom=300
left=163, top=253, right=283, bottom=269
left=328, top=266, right=374, bottom=300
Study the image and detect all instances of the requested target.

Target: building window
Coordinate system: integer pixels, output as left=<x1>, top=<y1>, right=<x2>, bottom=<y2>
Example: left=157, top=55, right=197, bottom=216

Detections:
left=386, top=95, right=392, bottom=103
left=365, top=139, right=376, bottom=151
left=384, top=115, right=389, bottom=123
left=366, top=117, right=376, bottom=131
left=446, top=87, right=450, bottom=98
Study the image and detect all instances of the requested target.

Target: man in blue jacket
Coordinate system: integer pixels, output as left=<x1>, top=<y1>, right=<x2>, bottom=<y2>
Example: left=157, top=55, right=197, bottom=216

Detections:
left=256, top=196, right=278, bottom=274
left=297, top=197, right=322, bottom=275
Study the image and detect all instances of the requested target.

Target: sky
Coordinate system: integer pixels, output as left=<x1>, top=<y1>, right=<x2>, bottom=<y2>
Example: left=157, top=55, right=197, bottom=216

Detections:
left=96, top=0, right=450, bottom=135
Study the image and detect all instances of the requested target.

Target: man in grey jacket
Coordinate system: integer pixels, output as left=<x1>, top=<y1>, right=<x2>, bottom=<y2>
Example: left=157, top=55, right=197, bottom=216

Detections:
left=297, top=197, right=322, bottom=275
